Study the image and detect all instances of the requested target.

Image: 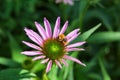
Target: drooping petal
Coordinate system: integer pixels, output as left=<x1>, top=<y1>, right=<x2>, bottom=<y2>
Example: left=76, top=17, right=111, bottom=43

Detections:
left=53, top=17, right=60, bottom=38
left=55, top=60, right=62, bottom=68
left=63, top=55, right=86, bottom=66
left=60, top=59, right=68, bottom=66
left=22, top=41, right=41, bottom=50
left=21, top=51, right=43, bottom=56
left=66, top=48, right=85, bottom=52
left=66, top=28, right=80, bottom=40
left=67, top=32, right=80, bottom=43
left=46, top=60, right=52, bottom=73
left=32, top=55, right=46, bottom=61
left=35, top=21, right=47, bottom=40
left=24, top=28, right=43, bottom=46
left=41, top=58, right=49, bottom=64
left=67, top=42, right=86, bottom=48
left=44, top=18, right=52, bottom=38
left=59, top=21, right=68, bottom=34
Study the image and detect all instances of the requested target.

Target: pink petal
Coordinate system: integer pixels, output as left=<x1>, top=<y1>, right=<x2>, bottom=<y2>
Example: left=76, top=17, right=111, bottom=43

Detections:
left=66, top=48, right=85, bottom=52
left=35, top=21, right=47, bottom=40
left=60, top=59, right=68, bottom=66
left=56, top=0, right=62, bottom=3
left=29, top=30, right=43, bottom=45
left=24, top=28, right=40, bottom=45
left=22, top=41, right=41, bottom=50
left=44, top=18, right=52, bottom=38
left=66, top=28, right=80, bottom=40
left=56, top=0, right=73, bottom=5
left=21, top=51, right=43, bottom=56
left=67, top=32, right=80, bottom=43
left=67, top=42, right=86, bottom=48
left=46, top=60, right=52, bottom=73
left=55, top=60, right=62, bottom=69
left=41, top=58, right=49, bottom=64
left=63, top=55, right=86, bottom=66
left=32, top=55, right=46, bottom=61
left=26, top=33, right=39, bottom=45
left=65, top=0, right=74, bottom=5
left=59, top=21, right=68, bottom=34
left=24, top=28, right=43, bottom=46
left=63, top=0, right=69, bottom=4
left=53, top=17, right=60, bottom=38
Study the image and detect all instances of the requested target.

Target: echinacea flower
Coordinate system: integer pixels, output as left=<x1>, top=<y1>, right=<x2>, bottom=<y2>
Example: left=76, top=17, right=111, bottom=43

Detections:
left=22, top=17, right=86, bottom=73
left=56, top=0, right=74, bottom=5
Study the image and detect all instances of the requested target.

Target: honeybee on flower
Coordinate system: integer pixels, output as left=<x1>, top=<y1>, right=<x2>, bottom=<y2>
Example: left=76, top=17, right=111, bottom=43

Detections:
left=21, top=17, right=86, bottom=73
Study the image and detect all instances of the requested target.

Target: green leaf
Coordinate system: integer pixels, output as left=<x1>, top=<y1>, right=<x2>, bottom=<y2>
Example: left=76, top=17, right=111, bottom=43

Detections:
left=78, top=0, right=90, bottom=27
left=79, top=23, right=101, bottom=41
left=0, top=68, right=38, bottom=80
left=48, top=65, right=58, bottom=80
left=8, top=33, right=26, bottom=63
left=88, top=32, right=120, bottom=43
left=4, top=0, right=13, bottom=17
left=85, top=10, right=113, bottom=31
left=87, top=72, right=102, bottom=80
left=85, top=45, right=108, bottom=72
left=42, top=72, right=49, bottom=80
left=58, top=52, right=78, bottom=80
left=99, top=58, right=111, bottom=80
left=0, top=57, right=21, bottom=67
left=31, top=60, right=45, bottom=73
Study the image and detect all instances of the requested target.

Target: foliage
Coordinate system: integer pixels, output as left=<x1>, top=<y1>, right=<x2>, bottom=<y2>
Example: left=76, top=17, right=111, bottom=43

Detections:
left=0, top=0, right=120, bottom=80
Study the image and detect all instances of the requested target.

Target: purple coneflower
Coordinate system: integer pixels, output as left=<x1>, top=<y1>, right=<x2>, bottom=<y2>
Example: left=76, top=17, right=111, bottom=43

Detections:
left=56, top=0, right=74, bottom=5
left=22, top=17, right=86, bottom=73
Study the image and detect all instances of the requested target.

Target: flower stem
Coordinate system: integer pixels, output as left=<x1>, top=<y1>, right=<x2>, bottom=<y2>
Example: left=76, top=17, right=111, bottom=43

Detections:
left=42, top=70, right=49, bottom=80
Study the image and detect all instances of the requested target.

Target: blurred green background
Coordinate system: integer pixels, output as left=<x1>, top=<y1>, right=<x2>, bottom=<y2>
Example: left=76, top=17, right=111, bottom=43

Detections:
left=0, top=0, right=120, bottom=80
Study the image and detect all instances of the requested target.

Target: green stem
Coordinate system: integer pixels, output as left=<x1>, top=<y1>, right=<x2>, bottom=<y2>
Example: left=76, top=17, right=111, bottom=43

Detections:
left=79, top=0, right=90, bottom=30
left=98, top=57, right=111, bottom=80
left=42, top=70, right=49, bottom=80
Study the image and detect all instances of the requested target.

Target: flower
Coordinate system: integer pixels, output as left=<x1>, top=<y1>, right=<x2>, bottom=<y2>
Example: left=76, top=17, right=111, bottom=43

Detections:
left=56, top=0, right=74, bottom=5
left=22, top=17, right=86, bottom=73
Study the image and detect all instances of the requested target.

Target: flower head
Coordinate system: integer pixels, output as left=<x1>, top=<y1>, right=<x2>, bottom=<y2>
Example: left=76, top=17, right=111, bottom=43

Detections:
left=22, top=17, right=86, bottom=73
left=56, top=0, right=74, bottom=5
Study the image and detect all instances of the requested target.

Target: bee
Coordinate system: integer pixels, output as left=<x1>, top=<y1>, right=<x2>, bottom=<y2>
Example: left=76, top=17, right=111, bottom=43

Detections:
left=57, top=34, right=68, bottom=45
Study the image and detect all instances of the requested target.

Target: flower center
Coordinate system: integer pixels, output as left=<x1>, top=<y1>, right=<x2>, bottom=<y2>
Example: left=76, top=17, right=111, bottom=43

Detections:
left=42, top=39, right=66, bottom=60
